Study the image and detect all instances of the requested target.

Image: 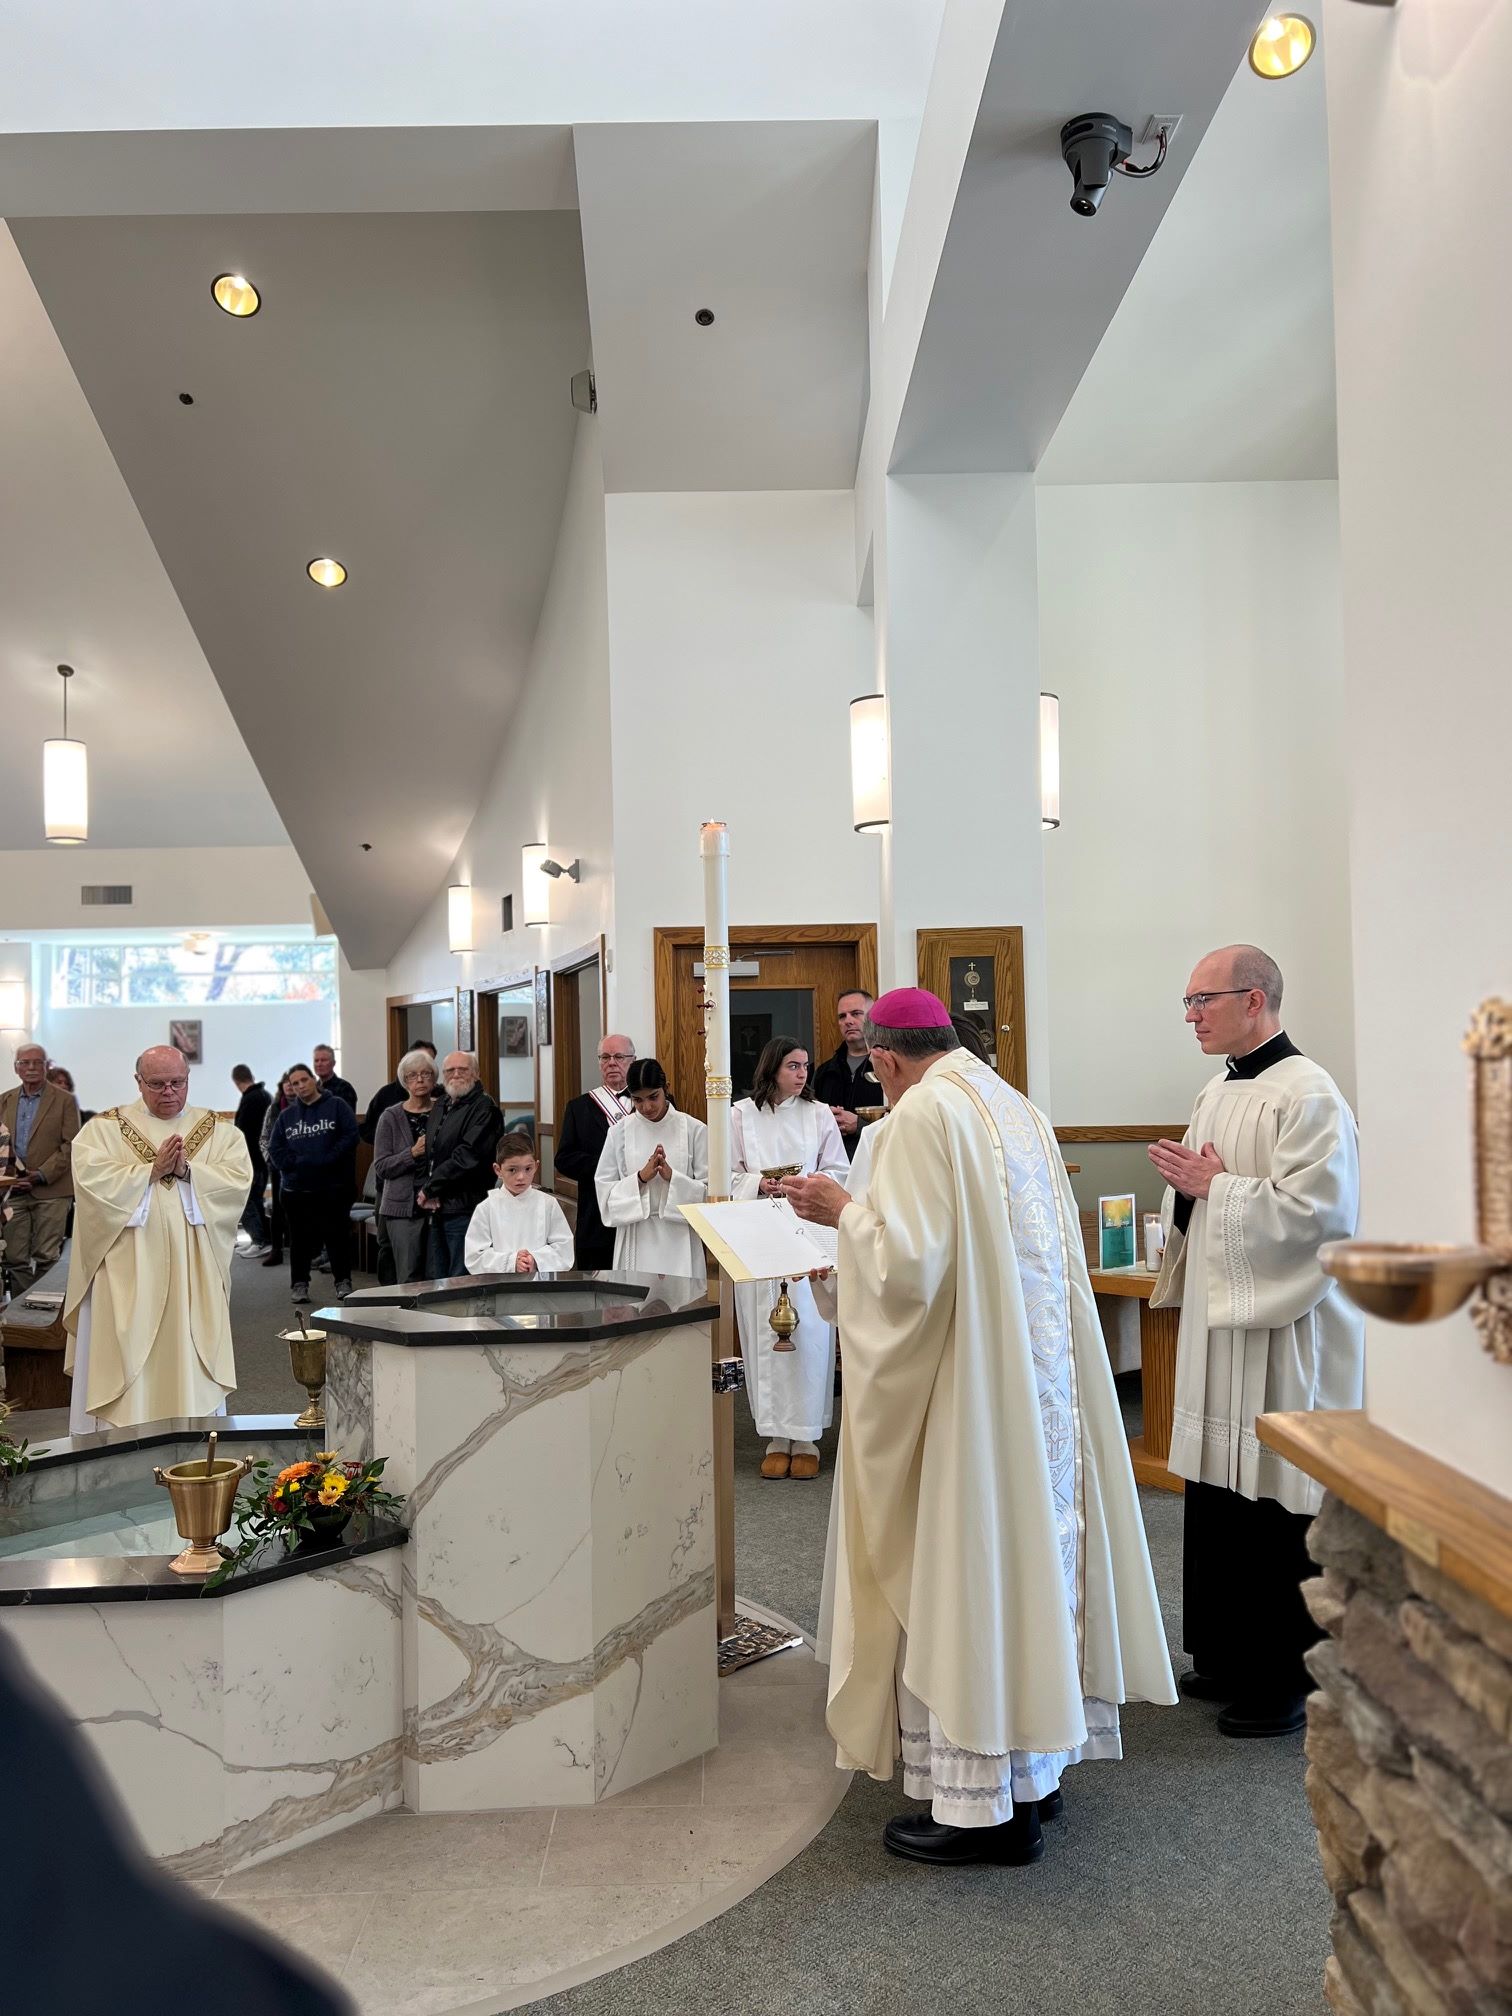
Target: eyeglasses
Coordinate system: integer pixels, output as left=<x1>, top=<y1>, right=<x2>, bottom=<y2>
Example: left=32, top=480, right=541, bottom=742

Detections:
left=139, top=1076, right=188, bottom=1091
left=1182, top=990, right=1251, bottom=1012
left=598, top=1051, right=633, bottom=1063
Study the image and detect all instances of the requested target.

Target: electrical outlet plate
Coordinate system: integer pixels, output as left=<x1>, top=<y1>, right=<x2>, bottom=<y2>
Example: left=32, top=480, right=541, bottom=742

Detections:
left=1140, top=115, right=1182, bottom=147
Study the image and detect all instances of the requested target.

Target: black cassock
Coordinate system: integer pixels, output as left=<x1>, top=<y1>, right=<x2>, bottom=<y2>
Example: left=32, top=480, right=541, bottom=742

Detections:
left=555, top=1090, right=627, bottom=1269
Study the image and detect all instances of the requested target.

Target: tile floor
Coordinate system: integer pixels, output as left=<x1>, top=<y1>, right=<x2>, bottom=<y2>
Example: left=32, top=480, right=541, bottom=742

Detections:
left=185, top=1637, right=845, bottom=2016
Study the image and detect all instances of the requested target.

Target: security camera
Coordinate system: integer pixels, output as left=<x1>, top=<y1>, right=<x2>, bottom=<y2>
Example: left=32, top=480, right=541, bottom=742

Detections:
left=1060, top=114, right=1133, bottom=217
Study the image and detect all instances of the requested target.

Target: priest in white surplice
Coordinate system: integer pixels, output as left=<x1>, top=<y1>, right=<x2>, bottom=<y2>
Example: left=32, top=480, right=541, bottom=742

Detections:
left=1149, top=944, right=1364, bottom=1739
left=595, top=1059, right=709, bottom=1278
left=64, top=1047, right=251, bottom=1433
left=787, top=989, right=1174, bottom=1868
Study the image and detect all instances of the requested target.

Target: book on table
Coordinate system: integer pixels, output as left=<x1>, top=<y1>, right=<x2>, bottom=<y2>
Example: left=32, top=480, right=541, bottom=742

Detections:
left=678, top=1199, right=838, bottom=1283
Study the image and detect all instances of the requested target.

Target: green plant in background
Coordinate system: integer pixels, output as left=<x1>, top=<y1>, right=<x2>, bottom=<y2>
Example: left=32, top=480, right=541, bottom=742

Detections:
left=0, top=1397, right=40, bottom=1478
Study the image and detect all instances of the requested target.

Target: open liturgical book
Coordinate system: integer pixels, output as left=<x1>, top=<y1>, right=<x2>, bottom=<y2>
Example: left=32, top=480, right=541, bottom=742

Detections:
left=678, top=1198, right=838, bottom=1282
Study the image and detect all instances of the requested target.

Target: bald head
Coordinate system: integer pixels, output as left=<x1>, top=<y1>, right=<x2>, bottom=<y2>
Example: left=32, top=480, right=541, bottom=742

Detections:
left=135, top=1045, right=190, bottom=1118
left=597, top=1033, right=635, bottom=1095
left=1184, top=945, right=1284, bottom=1058
left=440, top=1051, right=478, bottom=1095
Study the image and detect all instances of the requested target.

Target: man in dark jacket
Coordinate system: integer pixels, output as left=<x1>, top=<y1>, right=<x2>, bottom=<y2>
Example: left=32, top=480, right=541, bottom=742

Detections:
left=266, top=1063, right=360, bottom=1302
left=554, top=1033, right=635, bottom=1269
left=811, top=989, right=882, bottom=1163
left=312, top=1044, right=358, bottom=1109
left=419, top=1051, right=500, bottom=1277
left=230, top=1065, right=273, bottom=1255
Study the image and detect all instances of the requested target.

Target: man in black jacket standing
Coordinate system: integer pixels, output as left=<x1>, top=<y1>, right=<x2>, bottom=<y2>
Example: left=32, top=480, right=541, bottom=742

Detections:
left=419, top=1051, right=500, bottom=1277
left=266, top=1064, right=360, bottom=1302
left=811, top=989, right=882, bottom=1163
left=554, top=1034, right=635, bottom=1269
left=230, top=1065, right=273, bottom=1255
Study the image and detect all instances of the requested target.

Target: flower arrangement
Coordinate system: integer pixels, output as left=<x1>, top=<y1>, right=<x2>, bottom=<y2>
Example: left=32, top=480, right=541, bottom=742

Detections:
left=205, top=1449, right=404, bottom=1589
left=0, top=1397, right=37, bottom=1479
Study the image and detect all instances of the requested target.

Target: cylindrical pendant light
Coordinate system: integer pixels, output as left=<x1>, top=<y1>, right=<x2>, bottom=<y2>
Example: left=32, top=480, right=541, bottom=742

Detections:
left=849, top=694, right=891, bottom=833
left=44, top=664, right=88, bottom=845
left=1039, top=692, right=1061, bottom=831
left=522, top=843, right=551, bottom=928
left=447, top=883, right=474, bottom=954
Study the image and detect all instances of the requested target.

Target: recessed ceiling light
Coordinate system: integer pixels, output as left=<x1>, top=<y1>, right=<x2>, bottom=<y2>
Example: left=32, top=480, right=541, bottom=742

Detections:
left=694, top=308, right=716, bottom=327
left=1248, top=13, right=1316, bottom=78
left=212, top=272, right=261, bottom=317
left=306, top=557, right=348, bottom=589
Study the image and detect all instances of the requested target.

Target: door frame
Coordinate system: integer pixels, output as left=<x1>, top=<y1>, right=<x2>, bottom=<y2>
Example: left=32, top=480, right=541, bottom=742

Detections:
left=474, top=964, right=539, bottom=1132
left=652, top=922, right=880, bottom=1092
left=385, top=989, right=459, bottom=1078
left=549, top=935, right=608, bottom=1137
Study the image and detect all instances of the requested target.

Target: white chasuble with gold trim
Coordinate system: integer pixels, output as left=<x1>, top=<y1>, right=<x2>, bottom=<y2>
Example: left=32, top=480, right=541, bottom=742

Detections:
left=827, top=1052, right=1174, bottom=1779
left=64, top=1100, right=251, bottom=1428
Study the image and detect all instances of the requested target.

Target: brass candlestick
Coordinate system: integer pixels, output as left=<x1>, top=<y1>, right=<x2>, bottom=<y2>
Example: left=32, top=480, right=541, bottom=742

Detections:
left=1321, top=998, right=1512, bottom=1361
left=281, top=1315, right=329, bottom=1429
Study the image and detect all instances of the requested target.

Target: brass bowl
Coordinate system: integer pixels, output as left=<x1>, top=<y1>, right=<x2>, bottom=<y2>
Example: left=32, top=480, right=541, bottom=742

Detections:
left=1319, top=1240, right=1501, bottom=1324
left=152, top=1455, right=252, bottom=1575
left=280, top=1326, right=328, bottom=1430
left=855, top=1106, right=885, bottom=1124
left=761, top=1165, right=802, bottom=1184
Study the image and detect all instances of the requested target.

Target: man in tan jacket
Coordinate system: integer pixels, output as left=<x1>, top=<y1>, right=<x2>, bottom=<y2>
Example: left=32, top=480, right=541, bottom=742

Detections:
left=1, top=1042, right=80, bottom=1278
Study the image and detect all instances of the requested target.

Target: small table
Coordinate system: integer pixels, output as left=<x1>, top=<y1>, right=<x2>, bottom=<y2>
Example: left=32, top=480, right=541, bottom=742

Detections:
left=1088, top=1266, right=1182, bottom=1495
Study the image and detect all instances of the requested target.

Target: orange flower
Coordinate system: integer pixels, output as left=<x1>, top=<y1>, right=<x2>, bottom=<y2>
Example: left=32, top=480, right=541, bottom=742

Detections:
left=275, top=1461, right=317, bottom=1487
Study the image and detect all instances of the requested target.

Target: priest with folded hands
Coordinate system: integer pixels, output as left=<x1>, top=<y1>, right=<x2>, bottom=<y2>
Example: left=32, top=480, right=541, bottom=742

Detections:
left=64, top=1046, right=250, bottom=1433
left=785, top=987, right=1174, bottom=1869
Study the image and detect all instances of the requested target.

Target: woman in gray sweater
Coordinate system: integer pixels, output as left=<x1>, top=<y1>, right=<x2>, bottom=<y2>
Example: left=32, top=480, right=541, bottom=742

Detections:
left=370, top=1049, right=439, bottom=1281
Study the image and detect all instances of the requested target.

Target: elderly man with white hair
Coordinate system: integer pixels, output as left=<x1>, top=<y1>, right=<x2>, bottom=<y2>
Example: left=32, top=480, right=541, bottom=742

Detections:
left=1, top=1041, right=80, bottom=1280
left=63, top=1046, right=251, bottom=1432
left=417, top=1051, right=500, bottom=1278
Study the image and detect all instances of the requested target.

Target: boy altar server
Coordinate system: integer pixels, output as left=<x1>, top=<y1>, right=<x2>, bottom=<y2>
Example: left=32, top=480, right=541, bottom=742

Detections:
left=464, top=1132, right=574, bottom=1275
left=786, top=988, right=1174, bottom=1868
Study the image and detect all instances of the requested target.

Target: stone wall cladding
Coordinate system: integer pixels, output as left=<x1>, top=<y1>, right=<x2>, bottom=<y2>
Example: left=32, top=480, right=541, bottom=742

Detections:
left=1303, top=1494, right=1512, bottom=2014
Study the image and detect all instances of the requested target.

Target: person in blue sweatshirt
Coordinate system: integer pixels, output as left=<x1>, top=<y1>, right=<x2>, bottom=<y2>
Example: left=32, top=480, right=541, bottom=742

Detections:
left=266, top=1062, right=360, bottom=1303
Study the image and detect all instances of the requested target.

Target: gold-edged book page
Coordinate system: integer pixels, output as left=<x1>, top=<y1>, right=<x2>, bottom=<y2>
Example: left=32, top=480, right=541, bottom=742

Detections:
left=678, top=1199, right=837, bottom=1283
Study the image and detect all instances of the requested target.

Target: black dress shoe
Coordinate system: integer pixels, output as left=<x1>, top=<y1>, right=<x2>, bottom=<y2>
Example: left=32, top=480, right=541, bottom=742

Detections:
left=261, top=1251, right=284, bottom=1268
left=883, top=1805, right=1044, bottom=1867
left=1037, top=1789, right=1063, bottom=1822
left=1217, top=1693, right=1306, bottom=1739
left=1179, top=1670, right=1234, bottom=1703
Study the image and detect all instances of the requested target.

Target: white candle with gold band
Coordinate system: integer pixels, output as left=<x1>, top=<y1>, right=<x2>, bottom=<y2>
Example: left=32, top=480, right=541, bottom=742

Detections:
left=700, top=821, right=732, bottom=1201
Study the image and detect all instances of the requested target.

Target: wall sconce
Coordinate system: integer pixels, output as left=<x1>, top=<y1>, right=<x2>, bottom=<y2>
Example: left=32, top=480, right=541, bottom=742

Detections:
left=447, top=883, right=474, bottom=954
left=849, top=694, right=891, bottom=833
left=1040, top=693, right=1061, bottom=830
left=521, top=844, right=578, bottom=927
left=0, top=979, right=28, bottom=1032
left=44, top=664, right=89, bottom=846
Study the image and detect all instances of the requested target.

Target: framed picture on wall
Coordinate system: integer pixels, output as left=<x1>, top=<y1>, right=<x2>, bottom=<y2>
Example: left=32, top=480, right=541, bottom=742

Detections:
left=456, top=988, right=476, bottom=1056
left=168, top=1018, right=203, bottom=1065
left=534, top=967, right=552, bottom=1048
left=501, top=1013, right=531, bottom=1058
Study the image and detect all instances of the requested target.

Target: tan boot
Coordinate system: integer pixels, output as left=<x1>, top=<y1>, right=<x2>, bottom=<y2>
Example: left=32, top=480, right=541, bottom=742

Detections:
left=760, top=1449, right=792, bottom=1480
left=789, top=1447, right=821, bottom=1480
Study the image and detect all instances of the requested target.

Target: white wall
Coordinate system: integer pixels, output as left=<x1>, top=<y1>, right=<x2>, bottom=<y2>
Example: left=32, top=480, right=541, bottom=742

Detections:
left=1037, top=480, right=1353, bottom=1126
left=1325, top=0, right=1512, bottom=1496
left=32, top=1000, right=332, bottom=1115
left=604, top=490, right=877, bottom=1047
left=0, top=844, right=312, bottom=931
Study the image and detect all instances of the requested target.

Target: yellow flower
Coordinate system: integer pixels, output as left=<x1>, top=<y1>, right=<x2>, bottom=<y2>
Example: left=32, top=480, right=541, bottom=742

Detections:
left=315, top=1450, right=339, bottom=1463
left=317, top=1475, right=349, bottom=1507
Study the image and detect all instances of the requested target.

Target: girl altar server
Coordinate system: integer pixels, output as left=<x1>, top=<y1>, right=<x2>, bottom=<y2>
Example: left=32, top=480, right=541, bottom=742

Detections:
left=594, top=1059, right=709, bottom=1277
left=732, top=1036, right=849, bottom=1481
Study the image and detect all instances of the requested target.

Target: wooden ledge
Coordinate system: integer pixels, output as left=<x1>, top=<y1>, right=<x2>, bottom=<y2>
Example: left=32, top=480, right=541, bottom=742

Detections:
left=1258, top=1409, right=1512, bottom=1624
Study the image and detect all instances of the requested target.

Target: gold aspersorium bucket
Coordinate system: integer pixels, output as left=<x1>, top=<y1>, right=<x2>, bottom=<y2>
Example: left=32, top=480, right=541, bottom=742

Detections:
left=153, top=1455, right=252, bottom=1575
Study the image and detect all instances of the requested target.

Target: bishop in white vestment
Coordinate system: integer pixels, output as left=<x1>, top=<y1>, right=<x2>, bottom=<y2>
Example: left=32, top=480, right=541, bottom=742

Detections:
left=595, top=1059, right=709, bottom=1279
left=64, top=1048, right=250, bottom=1433
left=1150, top=945, right=1364, bottom=1738
left=732, top=1038, right=849, bottom=1480
left=789, top=990, right=1174, bottom=1867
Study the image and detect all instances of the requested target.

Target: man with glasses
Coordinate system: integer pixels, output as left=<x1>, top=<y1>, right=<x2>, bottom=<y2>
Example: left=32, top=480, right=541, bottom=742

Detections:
left=0, top=1041, right=79, bottom=1281
left=555, top=1035, right=636, bottom=1270
left=416, top=1052, right=500, bottom=1278
left=62, top=1046, right=251, bottom=1432
left=1148, top=945, right=1364, bottom=1739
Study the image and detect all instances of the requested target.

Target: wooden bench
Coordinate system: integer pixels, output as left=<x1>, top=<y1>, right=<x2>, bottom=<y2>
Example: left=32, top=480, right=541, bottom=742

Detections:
left=0, top=1246, right=72, bottom=1410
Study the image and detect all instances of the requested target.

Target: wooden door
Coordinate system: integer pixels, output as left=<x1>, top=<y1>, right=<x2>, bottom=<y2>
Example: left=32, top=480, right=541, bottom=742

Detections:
left=654, top=925, right=879, bottom=1123
left=916, top=926, right=1027, bottom=1091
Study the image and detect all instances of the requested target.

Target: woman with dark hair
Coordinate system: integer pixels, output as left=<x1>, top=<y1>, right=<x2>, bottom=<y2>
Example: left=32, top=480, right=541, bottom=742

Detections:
left=258, top=1069, right=296, bottom=1268
left=731, top=1036, right=849, bottom=1480
left=594, top=1058, right=709, bottom=1277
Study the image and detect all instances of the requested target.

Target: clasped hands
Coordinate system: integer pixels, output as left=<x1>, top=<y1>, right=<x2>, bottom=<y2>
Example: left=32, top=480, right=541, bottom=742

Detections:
left=639, top=1144, right=672, bottom=1185
left=151, top=1135, right=189, bottom=1183
left=1147, top=1137, right=1225, bottom=1200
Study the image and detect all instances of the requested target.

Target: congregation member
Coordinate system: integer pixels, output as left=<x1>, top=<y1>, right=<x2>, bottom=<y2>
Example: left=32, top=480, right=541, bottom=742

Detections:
left=812, top=990, right=884, bottom=1162
left=0, top=1041, right=79, bottom=1279
left=555, top=1033, right=636, bottom=1268
left=1149, top=944, right=1365, bottom=1739
left=259, top=1070, right=295, bottom=1268
left=359, top=1038, right=436, bottom=1144
left=786, top=989, right=1174, bottom=1868
left=594, top=1058, right=708, bottom=1277
left=732, top=1035, right=849, bottom=1481
left=418, top=1051, right=499, bottom=1277
left=230, top=1064, right=273, bottom=1257
left=370, top=1047, right=439, bottom=1283
left=312, top=1044, right=357, bottom=1108
left=465, top=1131, right=574, bottom=1275
left=266, top=1062, right=359, bottom=1303
left=64, top=1046, right=251, bottom=1432
left=46, top=1062, right=94, bottom=1123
